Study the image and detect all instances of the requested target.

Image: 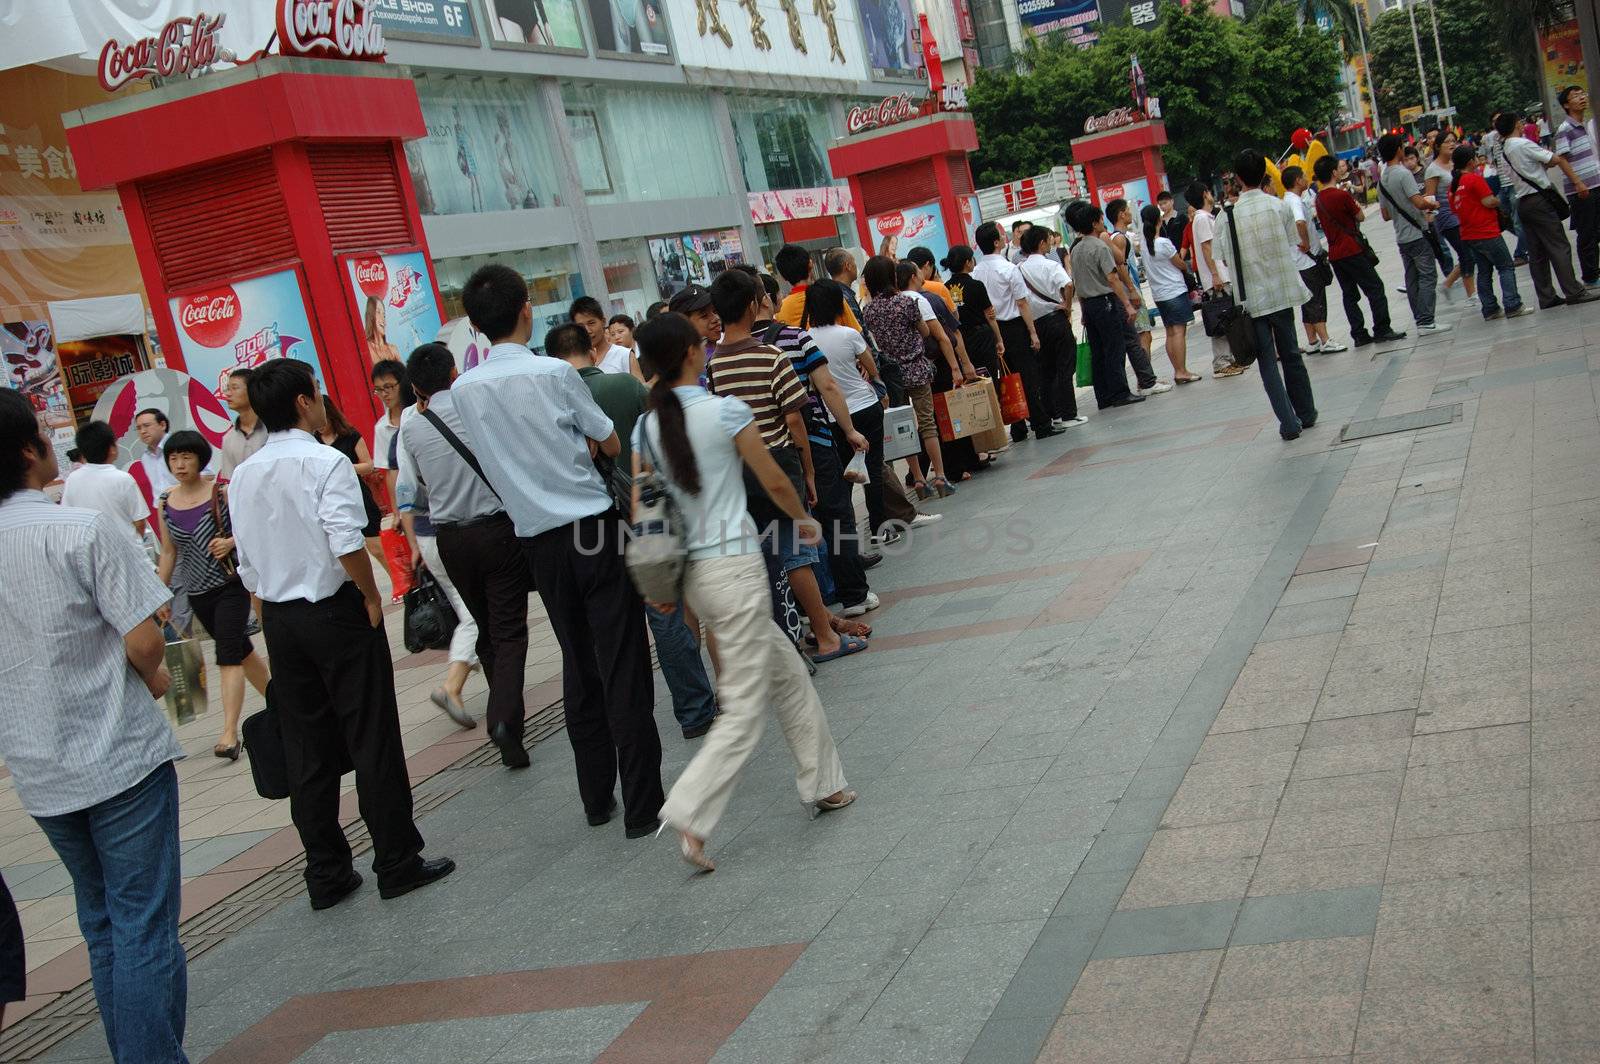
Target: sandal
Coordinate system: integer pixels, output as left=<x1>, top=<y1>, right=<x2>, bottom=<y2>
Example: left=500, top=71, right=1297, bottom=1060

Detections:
left=213, top=743, right=240, bottom=761
left=830, top=616, right=872, bottom=638
left=1175, top=374, right=1202, bottom=384
left=677, top=829, right=715, bottom=873
left=814, top=789, right=858, bottom=814
left=809, top=634, right=868, bottom=662
left=930, top=476, right=956, bottom=497
left=911, top=480, right=931, bottom=500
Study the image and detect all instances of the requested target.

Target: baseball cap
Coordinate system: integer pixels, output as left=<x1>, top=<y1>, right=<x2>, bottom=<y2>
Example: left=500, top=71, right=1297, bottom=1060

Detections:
left=668, top=283, right=712, bottom=314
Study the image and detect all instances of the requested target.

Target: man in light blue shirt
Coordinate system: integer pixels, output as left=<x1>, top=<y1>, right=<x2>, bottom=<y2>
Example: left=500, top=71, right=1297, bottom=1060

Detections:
left=452, top=265, right=664, bottom=838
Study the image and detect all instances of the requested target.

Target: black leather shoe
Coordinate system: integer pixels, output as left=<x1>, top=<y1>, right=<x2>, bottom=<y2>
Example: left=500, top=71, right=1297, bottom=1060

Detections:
left=489, top=722, right=530, bottom=769
left=625, top=819, right=661, bottom=840
left=309, top=872, right=362, bottom=911
left=860, top=552, right=883, bottom=569
left=1106, top=395, right=1146, bottom=407
left=1352, top=334, right=1373, bottom=347
left=587, top=800, right=619, bottom=826
left=379, top=857, right=456, bottom=900
left=681, top=721, right=713, bottom=740
left=1281, top=430, right=1302, bottom=441
left=1033, top=427, right=1063, bottom=439
left=1372, top=330, right=1407, bottom=343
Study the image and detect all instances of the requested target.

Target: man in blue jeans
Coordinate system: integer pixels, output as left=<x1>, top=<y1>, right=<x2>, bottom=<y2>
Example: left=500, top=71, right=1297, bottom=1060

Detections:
left=1214, top=150, right=1319, bottom=440
left=0, top=389, right=188, bottom=1062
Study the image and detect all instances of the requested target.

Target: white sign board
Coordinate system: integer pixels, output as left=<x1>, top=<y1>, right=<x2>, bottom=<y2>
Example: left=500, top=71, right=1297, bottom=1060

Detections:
left=664, top=0, right=870, bottom=80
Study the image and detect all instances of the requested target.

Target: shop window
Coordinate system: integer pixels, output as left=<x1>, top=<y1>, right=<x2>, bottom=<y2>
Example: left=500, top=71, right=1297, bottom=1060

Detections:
left=559, top=83, right=729, bottom=204
left=433, top=245, right=583, bottom=353
left=409, top=74, right=563, bottom=217
left=728, top=95, right=840, bottom=194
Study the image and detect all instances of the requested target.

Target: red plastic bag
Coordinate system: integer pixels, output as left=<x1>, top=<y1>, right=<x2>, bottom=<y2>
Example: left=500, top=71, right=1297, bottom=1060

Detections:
left=997, top=354, right=1029, bottom=424
left=380, top=527, right=414, bottom=602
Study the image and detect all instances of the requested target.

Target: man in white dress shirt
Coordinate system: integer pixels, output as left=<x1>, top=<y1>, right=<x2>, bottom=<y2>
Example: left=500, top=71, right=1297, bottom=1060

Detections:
left=571, top=295, right=640, bottom=377
left=60, top=420, right=148, bottom=546
left=971, top=221, right=1053, bottom=441
left=456, top=265, right=665, bottom=839
left=229, top=359, right=454, bottom=909
left=1017, top=224, right=1085, bottom=430
left=134, top=408, right=179, bottom=499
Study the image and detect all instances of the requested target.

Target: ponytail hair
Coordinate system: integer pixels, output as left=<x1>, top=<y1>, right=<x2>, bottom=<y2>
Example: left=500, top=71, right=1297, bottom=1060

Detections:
left=1141, top=203, right=1162, bottom=257
left=633, top=313, right=702, bottom=496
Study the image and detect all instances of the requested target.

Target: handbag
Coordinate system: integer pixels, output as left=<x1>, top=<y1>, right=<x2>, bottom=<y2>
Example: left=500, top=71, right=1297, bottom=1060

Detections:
left=1217, top=205, right=1259, bottom=367
left=1378, top=174, right=1447, bottom=257
left=624, top=415, right=688, bottom=604
left=243, top=681, right=354, bottom=802
left=402, top=568, right=459, bottom=653
left=995, top=352, right=1029, bottom=423
left=1505, top=150, right=1570, bottom=221
left=1312, top=251, right=1334, bottom=288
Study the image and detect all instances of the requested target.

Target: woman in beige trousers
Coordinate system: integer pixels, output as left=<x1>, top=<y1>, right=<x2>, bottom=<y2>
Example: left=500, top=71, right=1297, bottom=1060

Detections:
left=632, top=312, right=856, bottom=872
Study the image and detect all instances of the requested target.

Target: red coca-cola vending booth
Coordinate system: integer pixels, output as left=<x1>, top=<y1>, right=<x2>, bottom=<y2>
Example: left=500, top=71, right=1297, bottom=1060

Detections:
left=827, top=92, right=982, bottom=266
left=1069, top=109, right=1171, bottom=215
left=62, top=8, right=436, bottom=440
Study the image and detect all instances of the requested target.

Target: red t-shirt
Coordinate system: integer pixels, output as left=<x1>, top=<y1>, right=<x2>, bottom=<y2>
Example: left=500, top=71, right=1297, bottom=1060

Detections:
left=1450, top=170, right=1500, bottom=241
left=1315, top=186, right=1366, bottom=261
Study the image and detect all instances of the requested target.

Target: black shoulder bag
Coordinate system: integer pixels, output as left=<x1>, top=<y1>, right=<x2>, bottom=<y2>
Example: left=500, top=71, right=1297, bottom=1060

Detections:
left=419, top=407, right=502, bottom=502
left=1218, top=205, right=1259, bottom=367
left=1505, top=147, right=1571, bottom=221
left=1378, top=171, right=1446, bottom=256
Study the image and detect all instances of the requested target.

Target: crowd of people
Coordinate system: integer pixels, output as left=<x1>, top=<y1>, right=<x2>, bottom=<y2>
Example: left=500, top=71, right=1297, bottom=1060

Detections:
left=4, top=89, right=1599, bottom=1059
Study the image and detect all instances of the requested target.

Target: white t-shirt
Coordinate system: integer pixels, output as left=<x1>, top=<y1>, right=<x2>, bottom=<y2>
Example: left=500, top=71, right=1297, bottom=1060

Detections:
left=1284, top=192, right=1318, bottom=270
left=808, top=324, right=878, bottom=414
left=596, top=344, right=634, bottom=375
left=1300, top=188, right=1325, bottom=256
left=633, top=386, right=759, bottom=561
left=909, top=291, right=939, bottom=323
left=1143, top=235, right=1189, bottom=302
left=60, top=464, right=149, bottom=546
left=1191, top=209, right=1229, bottom=287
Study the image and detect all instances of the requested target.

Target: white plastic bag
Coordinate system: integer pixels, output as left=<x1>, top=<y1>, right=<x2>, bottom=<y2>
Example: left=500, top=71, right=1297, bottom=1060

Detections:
left=843, top=451, right=869, bottom=484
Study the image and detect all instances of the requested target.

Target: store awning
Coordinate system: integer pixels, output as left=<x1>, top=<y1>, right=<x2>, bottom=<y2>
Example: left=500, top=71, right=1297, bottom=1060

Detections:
left=48, top=293, right=144, bottom=343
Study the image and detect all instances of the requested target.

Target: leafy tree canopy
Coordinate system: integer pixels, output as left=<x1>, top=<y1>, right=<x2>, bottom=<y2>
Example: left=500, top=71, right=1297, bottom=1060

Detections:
left=969, top=3, right=1343, bottom=189
left=1366, top=0, right=1541, bottom=131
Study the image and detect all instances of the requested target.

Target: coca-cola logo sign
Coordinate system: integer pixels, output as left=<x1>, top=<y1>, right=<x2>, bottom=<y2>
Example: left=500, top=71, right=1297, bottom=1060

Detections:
left=97, top=13, right=228, bottom=92
left=352, top=256, right=389, bottom=298
left=874, top=211, right=905, bottom=237
left=1083, top=107, right=1147, bottom=135
left=847, top=94, right=918, bottom=135
left=177, top=287, right=242, bottom=349
left=277, top=0, right=387, bottom=62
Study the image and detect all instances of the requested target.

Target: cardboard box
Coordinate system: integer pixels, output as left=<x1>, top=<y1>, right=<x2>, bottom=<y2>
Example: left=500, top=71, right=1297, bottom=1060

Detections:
left=933, top=384, right=997, bottom=441
left=882, top=404, right=920, bottom=460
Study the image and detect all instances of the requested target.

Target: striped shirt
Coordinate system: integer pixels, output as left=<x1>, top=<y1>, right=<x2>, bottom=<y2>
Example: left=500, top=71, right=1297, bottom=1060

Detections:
left=1555, top=117, right=1600, bottom=195
left=160, top=488, right=235, bottom=595
left=0, top=490, right=180, bottom=817
left=759, top=320, right=833, bottom=448
left=706, top=335, right=807, bottom=449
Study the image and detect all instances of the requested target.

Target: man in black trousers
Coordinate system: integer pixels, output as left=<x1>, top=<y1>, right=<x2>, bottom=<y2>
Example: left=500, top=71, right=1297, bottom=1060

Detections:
left=399, top=342, right=533, bottom=767
left=229, top=359, right=454, bottom=909
left=451, top=265, right=665, bottom=838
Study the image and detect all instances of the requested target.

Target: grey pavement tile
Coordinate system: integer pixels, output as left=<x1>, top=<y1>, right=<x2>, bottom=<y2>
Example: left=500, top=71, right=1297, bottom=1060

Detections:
left=1387, top=827, right=1530, bottom=884
left=1263, top=803, right=1396, bottom=853
left=297, top=1015, right=532, bottom=1064
left=735, top=975, right=891, bottom=1035
left=1366, top=921, right=1532, bottom=988
left=1160, top=779, right=1285, bottom=828
left=984, top=914, right=1104, bottom=1020
left=1195, top=724, right=1306, bottom=763
left=7, top=861, right=73, bottom=900
left=1092, top=900, right=1240, bottom=959
left=488, top=1004, right=648, bottom=1061
left=1355, top=981, right=1533, bottom=1056
left=1260, top=597, right=1357, bottom=642
left=1063, top=949, right=1223, bottom=1014
left=1291, top=738, right=1412, bottom=781
left=1533, top=915, right=1600, bottom=977
left=1142, top=818, right=1271, bottom=864
left=1302, top=710, right=1416, bottom=748
left=809, top=1023, right=977, bottom=1064
left=1401, top=753, right=1529, bottom=801
left=1052, top=867, right=1135, bottom=920
left=1280, top=569, right=1367, bottom=606
left=1535, top=975, right=1600, bottom=1045
left=1076, top=832, right=1150, bottom=876
left=935, top=840, right=1092, bottom=926
left=1393, top=788, right=1530, bottom=840
left=1118, top=854, right=1257, bottom=910
left=1036, top=1002, right=1205, bottom=1064
left=1249, top=843, right=1389, bottom=897
left=1378, top=872, right=1531, bottom=932
left=1229, top=885, right=1381, bottom=946
left=1211, top=935, right=1371, bottom=1002
left=1188, top=992, right=1362, bottom=1063
left=1277, top=770, right=1403, bottom=818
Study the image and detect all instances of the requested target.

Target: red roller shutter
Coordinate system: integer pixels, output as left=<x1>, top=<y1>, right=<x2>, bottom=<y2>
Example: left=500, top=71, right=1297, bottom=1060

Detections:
left=856, top=162, right=940, bottom=216
left=140, top=151, right=297, bottom=292
left=307, top=143, right=414, bottom=253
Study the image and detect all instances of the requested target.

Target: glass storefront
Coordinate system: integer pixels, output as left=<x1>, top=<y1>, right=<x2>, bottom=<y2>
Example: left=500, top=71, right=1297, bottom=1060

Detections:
left=433, top=245, right=583, bottom=353
left=409, top=74, right=564, bottom=216
left=560, top=83, right=729, bottom=204
left=727, top=95, right=839, bottom=194
left=598, top=238, right=659, bottom=323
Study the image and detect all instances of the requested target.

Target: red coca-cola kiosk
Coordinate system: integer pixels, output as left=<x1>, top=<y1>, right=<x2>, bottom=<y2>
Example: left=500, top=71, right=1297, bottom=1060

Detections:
left=62, top=6, right=435, bottom=439
left=1069, top=110, right=1171, bottom=214
left=827, top=92, right=981, bottom=265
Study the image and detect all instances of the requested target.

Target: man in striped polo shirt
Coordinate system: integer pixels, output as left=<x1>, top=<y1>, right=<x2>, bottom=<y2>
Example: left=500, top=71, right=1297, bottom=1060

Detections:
left=1555, top=86, right=1600, bottom=285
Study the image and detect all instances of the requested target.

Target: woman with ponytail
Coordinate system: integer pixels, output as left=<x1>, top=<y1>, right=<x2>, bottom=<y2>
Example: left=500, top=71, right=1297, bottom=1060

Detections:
left=1140, top=203, right=1201, bottom=384
left=633, top=313, right=855, bottom=872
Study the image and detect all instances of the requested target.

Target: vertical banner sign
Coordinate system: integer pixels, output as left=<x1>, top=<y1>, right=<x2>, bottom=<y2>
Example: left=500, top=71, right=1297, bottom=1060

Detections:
left=1016, top=0, right=1100, bottom=47
left=1541, top=13, right=1585, bottom=103
left=342, top=251, right=445, bottom=366
left=167, top=269, right=326, bottom=401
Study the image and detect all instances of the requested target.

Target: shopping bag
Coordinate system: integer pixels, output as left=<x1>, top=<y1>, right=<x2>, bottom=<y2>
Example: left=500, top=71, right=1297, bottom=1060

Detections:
left=932, top=383, right=996, bottom=442
left=996, top=355, right=1028, bottom=424
left=1075, top=340, right=1092, bottom=388
left=403, top=568, right=459, bottom=653
left=160, top=623, right=207, bottom=727
left=971, top=376, right=1010, bottom=453
left=379, top=526, right=415, bottom=601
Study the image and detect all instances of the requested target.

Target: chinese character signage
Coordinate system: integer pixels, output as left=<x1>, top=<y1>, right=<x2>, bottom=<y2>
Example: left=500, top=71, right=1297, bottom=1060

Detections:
left=341, top=250, right=445, bottom=365
left=167, top=268, right=326, bottom=402
left=748, top=186, right=853, bottom=224
left=1016, top=0, right=1100, bottom=47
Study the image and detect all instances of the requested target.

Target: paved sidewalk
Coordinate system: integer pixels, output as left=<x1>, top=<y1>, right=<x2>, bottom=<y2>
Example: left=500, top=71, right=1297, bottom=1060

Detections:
left=14, top=214, right=1600, bottom=1063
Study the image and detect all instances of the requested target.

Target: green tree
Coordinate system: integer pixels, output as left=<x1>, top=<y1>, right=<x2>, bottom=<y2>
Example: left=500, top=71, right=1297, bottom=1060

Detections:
left=969, top=4, right=1343, bottom=188
left=1366, top=0, right=1540, bottom=130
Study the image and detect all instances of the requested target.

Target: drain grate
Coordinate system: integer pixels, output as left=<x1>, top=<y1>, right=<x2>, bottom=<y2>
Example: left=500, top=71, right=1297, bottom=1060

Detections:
left=0, top=696, right=568, bottom=1060
left=1340, top=403, right=1461, bottom=442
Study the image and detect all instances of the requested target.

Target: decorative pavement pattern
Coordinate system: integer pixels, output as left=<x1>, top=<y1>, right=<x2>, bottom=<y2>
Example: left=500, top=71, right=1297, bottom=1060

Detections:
left=9, top=215, right=1600, bottom=1062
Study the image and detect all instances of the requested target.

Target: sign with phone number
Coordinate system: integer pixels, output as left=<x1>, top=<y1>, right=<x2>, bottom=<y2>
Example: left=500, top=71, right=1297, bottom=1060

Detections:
left=366, top=0, right=476, bottom=39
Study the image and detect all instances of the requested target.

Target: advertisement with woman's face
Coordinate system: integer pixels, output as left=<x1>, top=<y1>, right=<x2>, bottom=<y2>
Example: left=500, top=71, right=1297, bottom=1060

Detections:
left=484, top=0, right=586, bottom=49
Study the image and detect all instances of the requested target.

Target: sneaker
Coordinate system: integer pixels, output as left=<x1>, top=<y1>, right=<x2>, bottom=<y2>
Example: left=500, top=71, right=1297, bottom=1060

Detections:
left=1306, top=339, right=1323, bottom=353
left=1569, top=289, right=1600, bottom=304
left=909, top=513, right=943, bottom=528
left=1396, top=285, right=1407, bottom=295
left=1318, top=340, right=1348, bottom=353
left=1483, top=308, right=1504, bottom=320
left=1416, top=322, right=1451, bottom=333
left=1059, top=415, right=1089, bottom=427
left=1512, top=257, right=1529, bottom=267
left=1505, top=305, right=1533, bottom=318
left=1138, top=380, right=1174, bottom=395
left=839, top=591, right=880, bottom=617
left=1050, top=418, right=1069, bottom=429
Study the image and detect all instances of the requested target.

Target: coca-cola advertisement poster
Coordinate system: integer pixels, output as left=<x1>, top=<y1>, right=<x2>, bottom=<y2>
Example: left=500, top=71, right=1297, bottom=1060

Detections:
left=167, top=268, right=325, bottom=402
left=867, top=202, right=953, bottom=270
left=341, top=250, right=444, bottom=366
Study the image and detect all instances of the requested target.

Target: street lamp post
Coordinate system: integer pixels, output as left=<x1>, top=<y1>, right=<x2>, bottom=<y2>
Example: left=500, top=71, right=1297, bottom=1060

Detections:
left=1406, top=0, right=1431, bottom=120
left=1354, top=3, right=1383, bottom=130
left=1425, top=0, right=1451, bottom=113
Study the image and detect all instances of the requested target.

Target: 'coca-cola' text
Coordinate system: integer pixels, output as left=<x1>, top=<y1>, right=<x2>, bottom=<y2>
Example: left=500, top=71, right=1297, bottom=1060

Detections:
left=97, top=13, right=227, bottom=92
left=278, top=0, right=387, bottom=61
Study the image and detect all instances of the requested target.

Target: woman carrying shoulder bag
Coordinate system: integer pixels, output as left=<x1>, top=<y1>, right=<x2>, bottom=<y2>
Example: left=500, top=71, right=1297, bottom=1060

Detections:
left=633, top=312, right=856, bottom=873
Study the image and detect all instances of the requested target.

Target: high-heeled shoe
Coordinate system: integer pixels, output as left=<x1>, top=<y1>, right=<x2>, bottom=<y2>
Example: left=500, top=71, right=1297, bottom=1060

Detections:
left=213, top=743, right=240, bottom=761
left=664, top=823, right=715, bottom=873
left=930, top=476, right=956, bottom=498
left=911, top=480, right=931, bottom=500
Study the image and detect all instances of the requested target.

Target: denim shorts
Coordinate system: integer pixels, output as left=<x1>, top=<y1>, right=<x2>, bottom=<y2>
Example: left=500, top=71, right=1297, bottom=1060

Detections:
left=1155, top=294, right=1195, bottom=326
left=765, top=517, right=821, bottom=574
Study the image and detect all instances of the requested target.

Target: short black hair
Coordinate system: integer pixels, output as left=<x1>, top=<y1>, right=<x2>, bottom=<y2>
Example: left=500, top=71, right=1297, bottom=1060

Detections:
left=1234, top=149, right=1268, bottom=188
left=66, top=447, right=81, bottom=463
left=1011, top=219, right=1030, bottom=232
left=862, top=254, right=898, bottom=298
left=463, top=263, right=529, bottom=341
left=248, top=358, right=317, bottom=432
left=1184, top=180, right=1210, bottom=208
left=1105, top=198, right=1130, bottom=225
left=1157, top=189, right=1173, bottom=203
left=645, top=300, right=670, bottom=320
left=1377, top=132, right=1404, bottom=163
left=228, top=366, right=253, bottom=383
left=1281, top=165, right=1304, bottom=188
left=801, top=280, right=846, bottom=329
left=773, top=244, right=813, bottom=285
left=162, top=429, right=212, bottom=470
left=757, top=272, right=781, bottom=305
left=895, top=260, right=919, bottom=290
left=75, top=420, right=116, bottom=464
left=1067, top=201, right=1101, bottom=236
left=0, top=389, right=47, bottom=500
left=406, top=342, right=455, bottom=398
left=371, top=358, right=415, bottom=408
left=569, top=295, right=605, bottom=322
left=608, top=313, right=635, bottom=330
left=545, top=323, right=591, bottom=360
left=135, top=407, right=169, bottom=429
left=1559, top=85, right=1582, bottom=110
left=974, top=221, right=1002, bottom=255
left=1494, top=111, right=1519, bottom=136
left=904, top=246, right=936, bottom=270
left=709, top=269, right=762, bottom=325
left=1313, top=154, right=1338, bottom=183
left=1021, top=225, right=1052, bottom=255
left=942, top=244, right=975, bottom=272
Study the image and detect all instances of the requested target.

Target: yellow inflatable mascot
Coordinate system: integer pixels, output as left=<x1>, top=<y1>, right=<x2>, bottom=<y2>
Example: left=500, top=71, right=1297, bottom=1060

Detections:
left=1264, top=128, right=1330, bottom=194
